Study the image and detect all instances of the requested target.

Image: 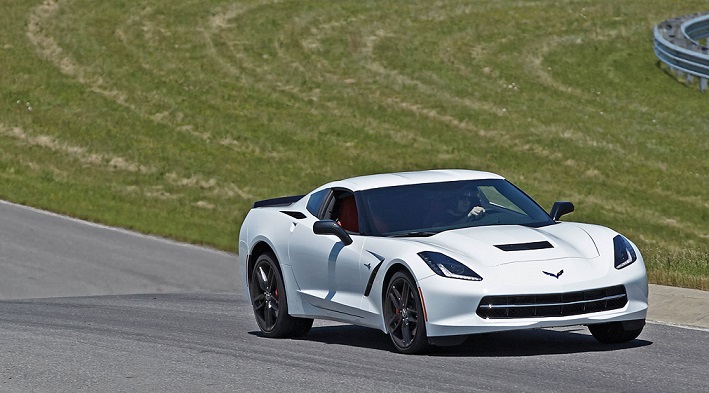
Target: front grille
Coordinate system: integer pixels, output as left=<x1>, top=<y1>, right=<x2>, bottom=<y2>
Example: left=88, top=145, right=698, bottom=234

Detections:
left=476, top=285, right=627, bottom=319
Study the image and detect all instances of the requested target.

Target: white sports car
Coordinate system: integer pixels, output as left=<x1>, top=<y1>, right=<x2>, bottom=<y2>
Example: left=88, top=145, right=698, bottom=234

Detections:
left=238, top=170, right=648, bottom=354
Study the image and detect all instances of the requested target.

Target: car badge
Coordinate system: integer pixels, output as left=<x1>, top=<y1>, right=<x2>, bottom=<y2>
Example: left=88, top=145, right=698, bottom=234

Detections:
left=364, top=262, right=371, bottom=270
left=543, top=269, right=564, bottom=279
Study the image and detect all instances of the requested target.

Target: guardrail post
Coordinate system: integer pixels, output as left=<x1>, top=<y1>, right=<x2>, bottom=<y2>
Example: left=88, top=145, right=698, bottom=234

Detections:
left=701, top=77, right=708, bottom=91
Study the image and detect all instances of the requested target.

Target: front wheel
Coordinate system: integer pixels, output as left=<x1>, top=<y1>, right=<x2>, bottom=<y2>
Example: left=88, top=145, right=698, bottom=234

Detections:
left=383, top=271, right=429, bottom=354
left=588, top=320, right=644, bottom=344
left=250, top=252, right=313, bottom=338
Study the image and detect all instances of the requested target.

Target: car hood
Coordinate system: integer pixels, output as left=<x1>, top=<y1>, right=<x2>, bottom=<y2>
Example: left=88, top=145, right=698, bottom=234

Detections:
left=408, top=223, right=599, bottom=267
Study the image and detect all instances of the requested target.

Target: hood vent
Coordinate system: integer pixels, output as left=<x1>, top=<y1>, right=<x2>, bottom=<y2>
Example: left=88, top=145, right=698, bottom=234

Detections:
left=495, top=241, right=553, bottom=252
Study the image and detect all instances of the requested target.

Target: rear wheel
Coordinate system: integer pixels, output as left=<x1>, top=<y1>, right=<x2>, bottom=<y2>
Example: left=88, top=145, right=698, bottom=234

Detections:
left=383, top=271, right=429, bottom=354
left=588, top=320, right=644, bottom=344
left=250, top=252, right=313, bottom=338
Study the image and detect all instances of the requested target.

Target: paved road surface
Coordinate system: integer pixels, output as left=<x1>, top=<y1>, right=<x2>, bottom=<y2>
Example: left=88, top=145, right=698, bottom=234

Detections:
left=0, top=201, right=236, bottom=299
left=1, top=201, right=708, bottom=392
left=1, top=293, right=708, bottom=392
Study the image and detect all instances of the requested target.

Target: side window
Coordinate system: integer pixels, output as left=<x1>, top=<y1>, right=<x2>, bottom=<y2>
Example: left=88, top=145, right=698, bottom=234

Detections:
left=306, top=189, right=329, bottom=217
left=332, top=192, right=359, bottom=233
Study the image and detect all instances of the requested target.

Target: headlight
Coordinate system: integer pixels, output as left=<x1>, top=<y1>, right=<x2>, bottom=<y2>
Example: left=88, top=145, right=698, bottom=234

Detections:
left=418, top=251, right=482, bottom=281
left=613, top=235, right=637, bottom=269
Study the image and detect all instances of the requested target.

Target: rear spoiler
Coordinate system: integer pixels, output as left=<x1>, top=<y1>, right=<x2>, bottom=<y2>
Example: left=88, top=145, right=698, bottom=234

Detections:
left=253, top=195, right=305, bottom=208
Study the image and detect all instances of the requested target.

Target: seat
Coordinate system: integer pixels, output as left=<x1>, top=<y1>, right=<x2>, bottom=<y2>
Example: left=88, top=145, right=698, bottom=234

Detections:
left=338, top=196, right=359, bottom=233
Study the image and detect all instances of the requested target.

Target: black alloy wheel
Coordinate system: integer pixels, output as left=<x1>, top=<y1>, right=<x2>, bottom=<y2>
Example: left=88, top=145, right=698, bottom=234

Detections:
left=384, top=271, right=429, bottom=354
left=250, top=252, right=312, bottom=338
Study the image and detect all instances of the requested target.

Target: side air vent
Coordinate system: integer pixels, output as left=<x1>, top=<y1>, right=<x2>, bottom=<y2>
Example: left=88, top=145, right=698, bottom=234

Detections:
left=495, top=241, right=553, bottom=251
left=281, top=211, right=306, bottom=219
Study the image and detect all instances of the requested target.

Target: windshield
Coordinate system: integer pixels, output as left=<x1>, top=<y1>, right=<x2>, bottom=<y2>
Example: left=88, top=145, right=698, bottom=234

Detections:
left=359, top=179, right=555, bottom=236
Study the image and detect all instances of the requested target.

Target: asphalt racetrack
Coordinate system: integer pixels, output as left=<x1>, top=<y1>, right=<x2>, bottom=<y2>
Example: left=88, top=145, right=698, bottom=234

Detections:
left=1, top=201, right=708, bottom=392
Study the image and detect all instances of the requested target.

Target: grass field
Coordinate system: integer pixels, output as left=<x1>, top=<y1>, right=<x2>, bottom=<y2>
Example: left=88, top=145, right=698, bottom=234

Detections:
left=1, top=0, right=707, bottom=289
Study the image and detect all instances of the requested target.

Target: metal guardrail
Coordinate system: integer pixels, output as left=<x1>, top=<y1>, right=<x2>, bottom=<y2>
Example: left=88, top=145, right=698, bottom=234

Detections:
left=654, top=12, right=709, bottom=91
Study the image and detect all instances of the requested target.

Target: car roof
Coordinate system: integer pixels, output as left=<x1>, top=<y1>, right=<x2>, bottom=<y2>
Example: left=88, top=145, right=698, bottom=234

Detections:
left=319, top=169, right=505, bottom=192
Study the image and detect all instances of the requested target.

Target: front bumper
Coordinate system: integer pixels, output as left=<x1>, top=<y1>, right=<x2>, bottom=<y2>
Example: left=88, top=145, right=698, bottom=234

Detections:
left=418, top=264, right=648, bottom=337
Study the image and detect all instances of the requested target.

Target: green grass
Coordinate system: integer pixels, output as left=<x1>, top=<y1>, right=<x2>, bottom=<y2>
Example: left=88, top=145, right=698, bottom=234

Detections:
left=1, top=0, right=707, bottom=289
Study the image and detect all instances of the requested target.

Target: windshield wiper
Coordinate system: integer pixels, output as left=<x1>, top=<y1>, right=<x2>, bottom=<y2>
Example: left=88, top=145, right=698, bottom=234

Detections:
left=390, top=231, right=438, bottom=238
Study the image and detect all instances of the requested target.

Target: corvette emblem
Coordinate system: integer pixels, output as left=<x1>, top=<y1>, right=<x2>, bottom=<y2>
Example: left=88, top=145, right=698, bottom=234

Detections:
left=543, top=270, right=564, bottom=279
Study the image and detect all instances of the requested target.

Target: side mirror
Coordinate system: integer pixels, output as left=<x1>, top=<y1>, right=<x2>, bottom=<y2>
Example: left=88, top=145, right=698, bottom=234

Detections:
left=313, top=220, right=353, bottom=245
left=550, top=201, right=575, bottom=221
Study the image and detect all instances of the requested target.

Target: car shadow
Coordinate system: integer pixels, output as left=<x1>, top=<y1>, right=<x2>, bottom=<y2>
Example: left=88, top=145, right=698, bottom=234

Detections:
left=431, top=327, right=652, bottom=357
left=251, top=324, right=652, bottom=356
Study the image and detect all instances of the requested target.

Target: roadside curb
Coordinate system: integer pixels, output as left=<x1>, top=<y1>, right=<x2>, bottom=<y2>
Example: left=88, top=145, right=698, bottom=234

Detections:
left=648, top=284, right=709, bottom=329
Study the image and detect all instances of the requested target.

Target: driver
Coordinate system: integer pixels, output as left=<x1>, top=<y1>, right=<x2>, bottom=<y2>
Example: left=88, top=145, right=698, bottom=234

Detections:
left=431, top=187, right=486, bottom=226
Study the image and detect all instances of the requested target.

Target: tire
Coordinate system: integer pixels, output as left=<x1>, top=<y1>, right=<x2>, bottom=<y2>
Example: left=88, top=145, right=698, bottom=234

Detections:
left=588, top=321, right=643, bottom=344
left=383, top=271, right=429, bottom=354
left=250, top=252, right=313, bottom=338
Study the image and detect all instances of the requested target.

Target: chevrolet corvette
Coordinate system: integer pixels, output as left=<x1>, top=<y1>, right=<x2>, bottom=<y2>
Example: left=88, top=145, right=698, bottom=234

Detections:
left=238, top=170, right=648, bottom=354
